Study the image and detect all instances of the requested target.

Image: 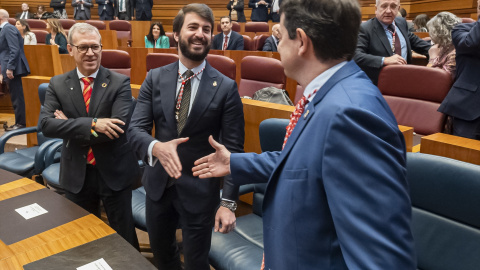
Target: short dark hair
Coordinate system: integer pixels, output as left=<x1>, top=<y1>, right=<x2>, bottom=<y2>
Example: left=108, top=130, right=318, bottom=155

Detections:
left=172, top=3, right=214, bottom=34
left=147, top=21, right=166, bottom=43
left=399, top=7, right=407, bottom=18
left=220, top=16, right=231, bottom=23
left=280, top=0, right=361, bottom=61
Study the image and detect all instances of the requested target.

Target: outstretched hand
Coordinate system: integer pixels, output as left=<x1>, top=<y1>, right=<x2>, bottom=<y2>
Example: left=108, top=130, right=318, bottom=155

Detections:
left=192, top=136, right=231, bottom=178
left=153, top=137, right=189, bottom=179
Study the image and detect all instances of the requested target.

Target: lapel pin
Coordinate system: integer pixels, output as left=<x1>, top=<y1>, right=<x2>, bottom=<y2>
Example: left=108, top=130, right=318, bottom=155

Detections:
left=304, top=110, right=309, bottom=119
left=213, top=81, right=217, bottom=87
left=70, top=87, right=73, bottom=90
left=102, top=83, right=107, bottom=88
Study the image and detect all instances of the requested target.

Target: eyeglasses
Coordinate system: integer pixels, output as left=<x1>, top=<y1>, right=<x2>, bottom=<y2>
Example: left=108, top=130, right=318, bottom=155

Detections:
left=70, top=44, right=102, bottom=53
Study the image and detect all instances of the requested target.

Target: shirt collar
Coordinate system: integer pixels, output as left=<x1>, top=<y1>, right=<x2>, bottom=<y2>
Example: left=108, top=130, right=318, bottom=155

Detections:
left=224, top=31, right=232, bottom=38
left=379, top=19, right=396, bottom=31
left=77, top=68, right=100, bottom=80
left=303, top=61, right=348, bottom=102
left=0, top=22, right=8, bottom=28
left=178, top=60, right=206, bottom=81
left=272, top=35, right=278, bottom=43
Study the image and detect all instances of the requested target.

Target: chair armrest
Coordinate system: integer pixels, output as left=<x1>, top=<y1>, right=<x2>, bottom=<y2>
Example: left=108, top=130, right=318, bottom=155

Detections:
left=239, top=184, right=256, bottom=196
left=44, top=140, right=64, bottom=168
left=0, top=127, right=38, bottom=154
left=34, top=139, right=62, bottom=174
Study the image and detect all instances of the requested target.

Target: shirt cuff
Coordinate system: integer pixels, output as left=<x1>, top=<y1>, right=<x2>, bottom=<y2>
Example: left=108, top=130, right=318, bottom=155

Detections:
left=381, top=57, right=385, bottom=66
left=147, top=140, right=159, bottom=167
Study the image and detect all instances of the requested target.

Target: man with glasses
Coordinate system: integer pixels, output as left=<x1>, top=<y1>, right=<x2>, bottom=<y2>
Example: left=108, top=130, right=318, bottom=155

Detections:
left=39, top=23, right=140, bottom=249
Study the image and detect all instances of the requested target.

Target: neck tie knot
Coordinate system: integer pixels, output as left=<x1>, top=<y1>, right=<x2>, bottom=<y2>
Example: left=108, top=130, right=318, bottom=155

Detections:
left=387, top=24, right=395, bottom=33
left=81, top=77, right=94, bottom=86
left=183, top=70, right=194, bottom=78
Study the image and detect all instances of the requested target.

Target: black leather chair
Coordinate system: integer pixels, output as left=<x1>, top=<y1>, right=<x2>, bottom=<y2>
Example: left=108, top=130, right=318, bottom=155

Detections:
left=407, top=152, right=480, bottom=270
left=0, top=83, right=59, bottom=179
left=209, top=118, right=289, bottom=270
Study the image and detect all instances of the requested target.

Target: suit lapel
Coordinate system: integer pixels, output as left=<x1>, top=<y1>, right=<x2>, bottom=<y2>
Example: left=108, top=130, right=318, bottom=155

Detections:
left=160, top=61, right=179, bottom=133
left=373, top=18, right=393, bottom=55
left=89, top=66, right=110, bottom=117
left=65, top=69, right=88, bottom=116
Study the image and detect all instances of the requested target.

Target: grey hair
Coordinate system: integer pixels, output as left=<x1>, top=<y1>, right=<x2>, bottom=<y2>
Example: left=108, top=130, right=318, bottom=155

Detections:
left=67, top=23, right=102, bottom=44
left=376, top=0, right=400, bottom=6
left=427, top=12, right=461, bottom=48
left=0, top=9, right=9, bottom=19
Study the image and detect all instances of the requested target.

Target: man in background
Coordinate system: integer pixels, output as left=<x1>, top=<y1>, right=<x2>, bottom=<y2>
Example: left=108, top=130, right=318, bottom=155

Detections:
left=15, top=3, right=34, bottom=19
left=0, top=9, right=29, bottom=131
left=96, top=0, right=114, bottom=20
left=72, top=0, right=93, bottom=20
left=262, top=23, right=280, bottom=51
left=132, top=0, right=153, bottom=21
left=212, top=16, right=244, bottom=50
left=249, top=0, right=271, bottom=22
left=114, top=0, right=133, bottom=20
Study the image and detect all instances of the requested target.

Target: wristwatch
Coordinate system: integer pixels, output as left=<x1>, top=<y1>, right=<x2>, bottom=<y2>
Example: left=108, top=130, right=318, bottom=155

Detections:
left=220, top=200, right=237, bottom=212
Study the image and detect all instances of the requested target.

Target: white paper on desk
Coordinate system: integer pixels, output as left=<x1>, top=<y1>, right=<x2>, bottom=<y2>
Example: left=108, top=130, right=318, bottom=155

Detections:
left=77, top=258, right=113, bottom=270
left=15, top=203, right=48, bottom=220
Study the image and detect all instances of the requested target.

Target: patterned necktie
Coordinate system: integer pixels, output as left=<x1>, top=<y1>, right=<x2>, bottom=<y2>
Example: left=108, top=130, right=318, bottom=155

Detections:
left=82, top=77, right=96, bottom=165
left=387, top=24, right=401, bottom=55
left=223, top=35, right=229, bottom=50
left=176, top=70, right=194, bottom=135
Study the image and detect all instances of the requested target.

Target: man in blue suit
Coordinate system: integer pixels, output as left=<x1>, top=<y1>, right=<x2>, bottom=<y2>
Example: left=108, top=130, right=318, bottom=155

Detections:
left=438, top=0, right=480, bottom=140
left=212, top=16, right=244, bottom=50
left=0, top=9, right=30, bottom=131
left=193, top=0, right=416, bottom=269
left=96, top=0, right=114, bottom=20
left=249, top=0, right=271, bottom=22
left=132, top=0, right=152, bottom=21
left=72, top=0, right=93, bottom=20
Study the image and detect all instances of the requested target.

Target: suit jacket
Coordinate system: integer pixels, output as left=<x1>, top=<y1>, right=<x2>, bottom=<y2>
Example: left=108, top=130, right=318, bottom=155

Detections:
left=230, top=61, right=415, bottom=269
left=262, top=35, right=277, bottom=52
left=96, top=0, right=114, bottom=16
left=438, top=20, right=480, bottom=121
left=0, top=23, right=30, bottom=78
left=114, top=0, right=133, bottom=18
left=249, top=0, right=271, bottom=22
left=128, top=61, right=244, bottom=213
left=132, top=0, right=153, bottom=20
left=15, top=11, right=35, bottom=19
left=46, top=33, right=68, bottom=54
left=354, top=17, right=431, bottom=85
left=50, top=0, right=66, bottom=10
left=39, top=66, right=139, bottom=194
left=72, top=0, right=93, bottom=19
left=227, top=0, right=246, bottom=22
left=212, top=31, right=244, bottom=50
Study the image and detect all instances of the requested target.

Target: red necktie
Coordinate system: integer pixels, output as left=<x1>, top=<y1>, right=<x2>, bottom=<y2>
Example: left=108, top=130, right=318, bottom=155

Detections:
left=387, top=24, right=401, bottom=55
left=223, top=36, right=229, bottom=50
left=82, top=77, right=96, bottom=165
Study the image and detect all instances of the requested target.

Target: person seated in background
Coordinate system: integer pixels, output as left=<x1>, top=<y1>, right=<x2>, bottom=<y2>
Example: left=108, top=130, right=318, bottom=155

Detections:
left=262, top=23, right=280, bottom=51
left=212, top=16, right=244, bottom=50
left=15, top=19, right=37, bottom=45
left=46, top=18, right=68, bottom=54
left=426, top=12, right=461, bottom=80
left=413, top=13, right=429, bottom=32
left=15, top=3, right=34, bottom=19
left=34, top=5, right=47, bottom=19
left=144, top=22, right=170, bottom=48
left=398, top=7, right=414, bottom=31
left=50, top=0, right=68, bottom=19
left=227, top=0, right=246, bottom=22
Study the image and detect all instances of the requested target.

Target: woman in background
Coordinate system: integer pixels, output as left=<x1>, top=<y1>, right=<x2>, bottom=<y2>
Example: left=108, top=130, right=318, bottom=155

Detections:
left=46, top=18, right=68, bottom=54
left=16, top=19, right=37, bottom=45
left=144, top=22, right=170, bottom=48
left=426, top=12, right=461, bottom=80
left=34, top=5, right=47, bottom=19
left=227, top=0, right=246, bottom=22
left=413, top=14, right=430, bottom=32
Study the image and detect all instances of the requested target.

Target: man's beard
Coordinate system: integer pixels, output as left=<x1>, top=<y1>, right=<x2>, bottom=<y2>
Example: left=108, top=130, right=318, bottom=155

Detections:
left=179, top=34, right=211, bottom=62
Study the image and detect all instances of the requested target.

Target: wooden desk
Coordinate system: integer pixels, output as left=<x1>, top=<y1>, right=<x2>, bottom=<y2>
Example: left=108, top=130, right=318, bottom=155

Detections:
left=420, top=133, right=480, bottom=165
left=399, top=125, right=414, bottom=152
left=99, top=30, right=119, bottom=50
left=24, top=45, right=63, bottom=77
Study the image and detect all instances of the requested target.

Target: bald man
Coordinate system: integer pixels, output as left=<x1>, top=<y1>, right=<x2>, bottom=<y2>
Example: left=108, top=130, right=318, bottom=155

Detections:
left=262, top=24, right=280, bottom=51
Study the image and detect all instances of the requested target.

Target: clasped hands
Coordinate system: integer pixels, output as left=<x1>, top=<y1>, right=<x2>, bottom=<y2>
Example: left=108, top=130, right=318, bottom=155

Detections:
left=54, top=110, right=125, bottom=139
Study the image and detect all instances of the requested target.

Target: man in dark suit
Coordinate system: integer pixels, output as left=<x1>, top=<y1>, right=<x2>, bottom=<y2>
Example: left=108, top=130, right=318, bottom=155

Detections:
left=249, top=0, right=271, bottom=22
left=15, top=3, right=34, bottom=19
left=96, top=0, right=114, bottom=20
left=72, top=0, right=93, bottom=20
left=39, top=23, right=139, bottom=249
left=114, top=0, right=133, bottom=20
left=262, top=23, right=280, bottom=51
left=128, top=4, right=244, bottom=270
left=0, top=9, right=30, bottom=131
left=193, top=0, right=415, bottom=269
left=132, top=0, right=152, bottom=21
left=354, top=0, right=430, bottom=85
left=269, top=0, right=281, bottom=22
left=212, top=16, right=244, bottom=50
left=438, top=0, right=480, bottom=140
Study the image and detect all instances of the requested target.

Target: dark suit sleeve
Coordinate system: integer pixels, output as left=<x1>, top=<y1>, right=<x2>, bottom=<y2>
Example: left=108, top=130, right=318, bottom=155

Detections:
left=262, top=37, right=273, bottom=51
left=408, top=31, right=430, bottom=56
left=212, top=34, right=220, bottom=50
left=248, top=0, right=257, bottom=8
left=354, top=22, right=384, bottom=70
left=84, top=0, right=93, bottom=7
left=56, top=34, right=68, bottom=54
left=4, top=27, right=21, bottom=71
left=452, top=21, right=480, bottom=56
left=233, top=34, right=244, bottom=50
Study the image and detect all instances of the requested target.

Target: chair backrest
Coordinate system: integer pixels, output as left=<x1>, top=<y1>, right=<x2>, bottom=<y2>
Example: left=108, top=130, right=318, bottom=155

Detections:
left=242, top=35, right=253, bottom=51
left=8, top=18, right=16, bottom=25
left=101, top=50, right=131, bottom=77
left=406, top=152, right=480, bottom=270
left=206, top=54, right=236, bottom=80
left=239, top=56, right=286, bottom=97
left=245, top=22, right=269, bottom=33
left=32, top=30, right=49, bottom=44
left=26, top=19, right=47, bottom=30
left=253, top=34, right=269, bottom=51
left=146, top=53, right=179, bottom=72
left=59, top=19, right=76, bottom=30
left=109, top=20, right=132, bottom=41
left=37, top=83, right=50, bottom=145
left=85, top=20, right=106, bottom=30
left=377, top=65, right=452, bottom=136
left=461, top=17, right=475, bottom=23
left=165, top=32, right=177, bottom=47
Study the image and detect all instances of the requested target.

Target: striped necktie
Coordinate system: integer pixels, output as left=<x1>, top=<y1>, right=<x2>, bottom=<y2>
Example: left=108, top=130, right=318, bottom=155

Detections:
left=82, top=77, right=96, bottom=165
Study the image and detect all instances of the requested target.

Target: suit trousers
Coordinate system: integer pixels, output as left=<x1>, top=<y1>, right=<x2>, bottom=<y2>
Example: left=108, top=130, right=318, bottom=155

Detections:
left=270, top=12, right=280, bottom=22
left=136, top=12, right=150, bottom=21
left=117, top=12, right=129, bottom=20
left=7, top=76, right=26, bottom=126
left=452, top=117, right=480, bottom=140
left=99, top=10, right=113, bottom=20
left=146, top=185, right=216, bottom=270
left=64, top=165, right=139, bottom=250
left=74, top=10, right=89, bottom=20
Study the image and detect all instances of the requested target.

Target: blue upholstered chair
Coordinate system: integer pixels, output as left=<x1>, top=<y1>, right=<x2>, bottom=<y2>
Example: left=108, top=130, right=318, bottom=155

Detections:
left=0, top=83, right=59, bottom=179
